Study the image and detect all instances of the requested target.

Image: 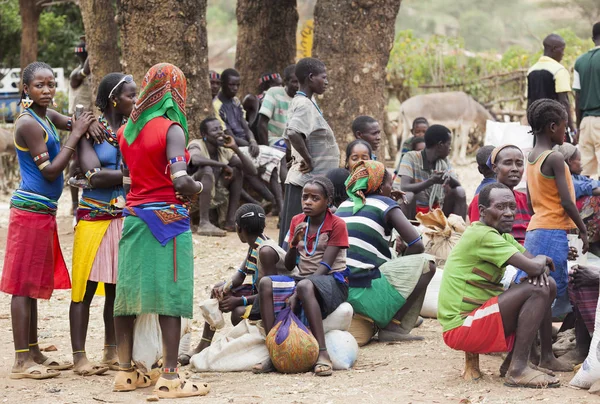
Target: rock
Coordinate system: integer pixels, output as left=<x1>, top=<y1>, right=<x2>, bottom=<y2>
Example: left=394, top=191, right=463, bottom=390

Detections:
left=589, top=380, right=600, bottom=395
left=146, top=395, right=160, bottom=402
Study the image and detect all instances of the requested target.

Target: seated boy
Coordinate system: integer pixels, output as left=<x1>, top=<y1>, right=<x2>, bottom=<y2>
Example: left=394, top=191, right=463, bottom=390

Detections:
left=438, top=183, right=571, bottom=388
left=474, top=145, right=496, bottom=195
left=352, top=115, right=382, bottom=160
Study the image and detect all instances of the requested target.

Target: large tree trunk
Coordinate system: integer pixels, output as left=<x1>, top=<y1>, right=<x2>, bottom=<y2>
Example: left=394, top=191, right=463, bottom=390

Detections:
left=79, top=0, right=121, bottom=93
left=313, top=0, right=402, bottom=159
left=19, top=0, right=43, bottom=73
left=235, top=0, right=298, bottom=96
left=118, top=0, right=211, bottom=139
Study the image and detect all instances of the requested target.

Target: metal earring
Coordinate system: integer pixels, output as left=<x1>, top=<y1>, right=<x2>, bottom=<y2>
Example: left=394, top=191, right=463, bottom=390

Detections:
left=52, top=99, right=58, bottom=108
left=113, top=101, right=117, bottom=107
left=21, top=93, right=33, bottom=108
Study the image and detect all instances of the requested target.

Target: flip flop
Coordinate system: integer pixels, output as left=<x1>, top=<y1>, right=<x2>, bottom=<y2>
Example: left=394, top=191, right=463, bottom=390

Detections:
left=504, top=370, right=560, bottom=388
left=10, top=365, right=60, bottom=380
left=74, top=362, right=109, bottom=376
left=154, top=376, right=210, bottom=399
left=499, top=363, right=555, bottom=378
left=40, top=357, right=73, bottom=370
left=314, top=361, right=333, bottom=377
left=113, top=368, right=152, bottom=392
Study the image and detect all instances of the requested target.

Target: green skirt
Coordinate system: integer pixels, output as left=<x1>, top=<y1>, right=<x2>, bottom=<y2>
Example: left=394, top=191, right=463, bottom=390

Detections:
left=114, top=215, right=194, bottom=318
left=348, top=253, right=434, bottom=328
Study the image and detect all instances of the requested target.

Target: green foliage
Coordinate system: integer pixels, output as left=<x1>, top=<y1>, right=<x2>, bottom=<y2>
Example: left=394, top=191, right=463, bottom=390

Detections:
left=0, top=0, right=84, bottom=70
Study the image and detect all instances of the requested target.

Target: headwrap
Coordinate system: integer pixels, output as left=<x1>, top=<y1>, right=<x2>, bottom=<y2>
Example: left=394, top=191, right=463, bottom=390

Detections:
left=259, top=73, right=281, bottom=84
left=345, top=160, right=386, bottom=214
left=209, top=70, right=221, bottom=80
left=123, top=63, right=188, bottom=145
left=554, top=143, right=577, bottom=162
left=486, top=144, right=521, bottom=169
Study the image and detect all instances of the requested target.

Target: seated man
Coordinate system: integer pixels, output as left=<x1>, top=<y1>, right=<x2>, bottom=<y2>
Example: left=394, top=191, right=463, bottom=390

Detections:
left=474, top=145, right=496, bottom=195
left=209, top=70, right=221, bottom=99
left=215, top=68, right=285, bottom=215
left=188, top=117, right=257, bottom=236
left=397, top=124, right=467, bottom=219
left=257, top=64, right=298, bottom=152
left=352, top=115, right=382, bottom=160
left=438, top=183, right=571, bottom=388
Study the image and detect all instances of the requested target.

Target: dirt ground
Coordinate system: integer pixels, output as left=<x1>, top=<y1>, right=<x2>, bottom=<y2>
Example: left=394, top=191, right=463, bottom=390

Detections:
left=0, top=162, right=596, bottom=403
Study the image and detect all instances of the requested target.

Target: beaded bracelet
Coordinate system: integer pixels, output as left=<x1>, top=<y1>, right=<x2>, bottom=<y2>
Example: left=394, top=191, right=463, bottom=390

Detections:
left=164, top=155, right=187, bottom=174
left=319, top=261, right=333, bottom=272
left=85, top=168, right=101, bottom=181
left=241, top=296, right=248, bottom=307
left=66, top=118, right=73, bottom=131
left=33, top=152, right=49, bottom=162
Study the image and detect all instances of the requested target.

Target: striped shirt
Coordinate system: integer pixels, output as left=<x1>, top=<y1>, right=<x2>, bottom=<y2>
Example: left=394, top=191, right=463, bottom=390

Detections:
left=336, top=195, right=399, bottom=287
left=396, top=149, right=453, bottom=207
left=258, top=86, right=293, bottom=145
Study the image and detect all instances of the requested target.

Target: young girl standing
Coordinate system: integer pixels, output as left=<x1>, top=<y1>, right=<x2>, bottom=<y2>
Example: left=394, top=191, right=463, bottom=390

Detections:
left=516, top=98, right=589, bottom=319
left=257, top=176, right=349, bottom=376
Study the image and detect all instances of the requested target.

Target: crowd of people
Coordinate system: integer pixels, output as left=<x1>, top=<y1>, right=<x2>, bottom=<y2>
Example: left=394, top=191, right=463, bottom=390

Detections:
left=1, top=21, right=600, bottom=398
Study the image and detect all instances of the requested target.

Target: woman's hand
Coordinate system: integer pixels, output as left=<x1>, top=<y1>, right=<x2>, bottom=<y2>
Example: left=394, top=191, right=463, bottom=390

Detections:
left=85, top=119, right=106, bottom=144
left=287, top=293, right=298, bottom=313
left=71, top=111, right=95, bottom=138
left=219, top=295, right=240, bottom=313
left=580, top=231, right=589, bottom=254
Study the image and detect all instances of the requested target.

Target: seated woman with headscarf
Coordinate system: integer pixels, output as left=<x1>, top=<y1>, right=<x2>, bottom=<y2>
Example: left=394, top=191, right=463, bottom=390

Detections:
left=336, top=161, right=436, bottom=341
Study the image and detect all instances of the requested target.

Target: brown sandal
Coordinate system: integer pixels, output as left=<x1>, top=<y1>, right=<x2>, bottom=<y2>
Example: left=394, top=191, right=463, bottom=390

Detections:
left=154, top=375, right=210, bottom=399
left=113, top=368, right=152, bottom=392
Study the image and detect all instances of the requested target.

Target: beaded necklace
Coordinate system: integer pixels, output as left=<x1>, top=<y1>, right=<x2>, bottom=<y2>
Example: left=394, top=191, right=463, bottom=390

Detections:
left=303, top=216, right=326, bottom=256
left=26, top=108, right=59, bottom=142
left=98, top=115, right=126, bottom=148
left=296, top=91, right=322, bottom=116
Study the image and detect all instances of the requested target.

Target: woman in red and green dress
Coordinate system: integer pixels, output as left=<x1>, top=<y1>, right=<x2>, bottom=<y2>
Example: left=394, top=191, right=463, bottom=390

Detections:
left=113, top=63, right=209, bottom=399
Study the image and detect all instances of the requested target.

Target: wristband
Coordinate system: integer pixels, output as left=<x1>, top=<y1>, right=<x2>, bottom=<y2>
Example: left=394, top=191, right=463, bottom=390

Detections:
left=195, top=182, right=204, bottom=194
left=170, top=170, right=187, bottom=181
left=165, top=155, right=187, bottom=174
left=123, top=176, right=131, bottom=185
left=407, top=234, right=422, bottom=247
left=63, top=145, right=76, bottom=152
left=241, top=296, right=248, bottom=307
left=320, top=261, right=333, bottom=272
left=80, top=70, right=87, bottom=78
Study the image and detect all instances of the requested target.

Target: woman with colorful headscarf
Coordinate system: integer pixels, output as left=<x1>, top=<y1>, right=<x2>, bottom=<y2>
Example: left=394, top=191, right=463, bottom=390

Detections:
left=113, top=63, right=209, bottom=398
left=69, top=73, right=137, bottom=376
left=336, top=161, right=436, bottom=343
left=468, top=144, right=532, bottom=245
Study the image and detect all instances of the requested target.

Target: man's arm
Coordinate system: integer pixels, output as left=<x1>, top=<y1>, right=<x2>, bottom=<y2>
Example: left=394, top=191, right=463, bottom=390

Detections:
left=257, top=114, right=270, bottom=146
left=400, top=172, right=443, bottom=194
left=287, top=129, right=311, bottom=164
left=70, top=58, right=90, bottom=89
left=557, top=92, right=575, bottom=134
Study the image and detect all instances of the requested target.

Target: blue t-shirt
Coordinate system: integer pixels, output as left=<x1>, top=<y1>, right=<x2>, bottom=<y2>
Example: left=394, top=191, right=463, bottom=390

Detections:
left=572, top=174, right=600, bottom=199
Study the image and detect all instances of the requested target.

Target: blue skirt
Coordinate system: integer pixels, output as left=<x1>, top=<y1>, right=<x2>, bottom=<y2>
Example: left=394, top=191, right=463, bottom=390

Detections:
left=517, top=228, right=569, bottom=297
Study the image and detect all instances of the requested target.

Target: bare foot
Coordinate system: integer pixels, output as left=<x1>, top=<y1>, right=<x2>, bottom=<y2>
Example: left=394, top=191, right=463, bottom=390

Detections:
left=101, top=346, right=119, bottom=370
left=73, top=353, right=109, bottom=376
left=252, top=358, right=275, bottom=374
left=197, top=222, right=226, bottom=237
left=538, top=356, right=574, bottom=372
left=505, top=367, right=560, bottom=388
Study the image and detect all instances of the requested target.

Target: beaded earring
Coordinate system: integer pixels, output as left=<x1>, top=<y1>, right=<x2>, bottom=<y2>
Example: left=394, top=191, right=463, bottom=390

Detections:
left=21, top=93, right=33, bottom=108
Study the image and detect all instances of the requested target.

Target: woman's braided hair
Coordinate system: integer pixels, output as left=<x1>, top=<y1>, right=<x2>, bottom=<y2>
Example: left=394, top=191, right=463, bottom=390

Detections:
left=527, top=98, right=567, bottom=135
left=235, top=203, right=266, bottom=235
left=21, top=61, right=53, bottom=100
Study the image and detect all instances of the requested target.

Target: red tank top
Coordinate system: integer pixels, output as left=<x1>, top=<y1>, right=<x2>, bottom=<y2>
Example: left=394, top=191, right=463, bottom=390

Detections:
left=117, top=117, right=190, bottom=207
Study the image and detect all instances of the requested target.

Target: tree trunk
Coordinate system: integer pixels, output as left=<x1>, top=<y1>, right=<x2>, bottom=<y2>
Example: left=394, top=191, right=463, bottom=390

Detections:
left=235, top=0, right=299, bottom=96
left=313, top=0, right=402, bottom=160
left=118, top=0, right=211, bottom=140
left=19, top=0, right=43, bottom=73
left=79, top=0, right=121, bottom=93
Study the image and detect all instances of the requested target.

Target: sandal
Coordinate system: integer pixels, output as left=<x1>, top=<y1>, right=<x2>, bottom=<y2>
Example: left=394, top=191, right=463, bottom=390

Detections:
left=101, top=358, right=120, bottom=371
left=154, top=376, right=210, bottom=399
left=504, top=369, right=560, bottom=388
left=113, top=368, right=152, bottom=392
left=10, top=365, right=60, bottom=380
left=314, top=361, right=333, bottom=377
left=74, top=362, right=109, bottom=376
left=40, top=357, right=73, bottom=370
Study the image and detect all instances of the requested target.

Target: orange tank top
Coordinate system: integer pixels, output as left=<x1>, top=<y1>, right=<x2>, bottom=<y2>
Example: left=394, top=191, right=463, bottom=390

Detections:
left=527, top=150, right=576, bottom=231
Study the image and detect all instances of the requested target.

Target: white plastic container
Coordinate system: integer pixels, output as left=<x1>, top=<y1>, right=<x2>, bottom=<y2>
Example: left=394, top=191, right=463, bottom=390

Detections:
left=199, top=298, right=225, bottom=330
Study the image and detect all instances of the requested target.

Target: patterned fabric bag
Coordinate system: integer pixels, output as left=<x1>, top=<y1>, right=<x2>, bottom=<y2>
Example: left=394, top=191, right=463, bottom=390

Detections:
left=265, top=307, right=319, bottom=373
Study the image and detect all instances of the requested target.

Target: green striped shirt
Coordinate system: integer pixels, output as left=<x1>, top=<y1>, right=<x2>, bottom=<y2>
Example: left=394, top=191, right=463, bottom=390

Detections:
left=258, top=86, right=292, bottom=144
